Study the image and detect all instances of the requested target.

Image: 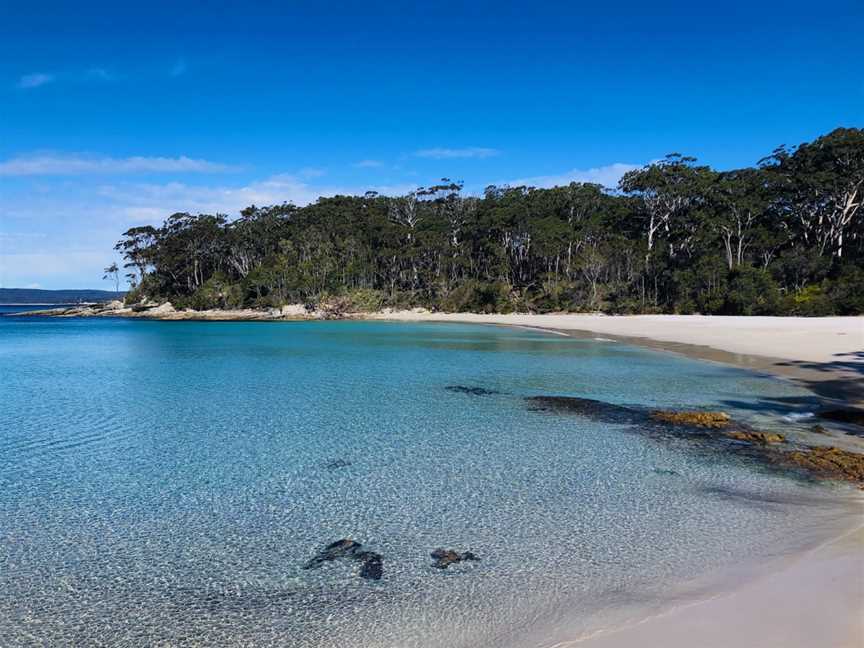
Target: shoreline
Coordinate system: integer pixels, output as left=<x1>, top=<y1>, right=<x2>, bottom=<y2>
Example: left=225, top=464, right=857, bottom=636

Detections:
left=14, top=306, right=864, bottom=406
left=10, top=305, right=864, bottom=646
left=570, top=512, right=864, bottom=648
left=367, top=313, right=864, bottom=646
left=365, top=312, right=864, bottom=408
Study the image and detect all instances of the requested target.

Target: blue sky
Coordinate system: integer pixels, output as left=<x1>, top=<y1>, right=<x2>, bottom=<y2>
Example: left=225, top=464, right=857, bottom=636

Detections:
left=1, top=0, right=861, bottom=289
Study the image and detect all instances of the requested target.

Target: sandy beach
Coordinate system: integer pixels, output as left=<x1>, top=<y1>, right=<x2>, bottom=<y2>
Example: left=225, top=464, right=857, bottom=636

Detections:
left=574, top=520, right=864, bottom=648
left=369, top=313, right=864, bottom=407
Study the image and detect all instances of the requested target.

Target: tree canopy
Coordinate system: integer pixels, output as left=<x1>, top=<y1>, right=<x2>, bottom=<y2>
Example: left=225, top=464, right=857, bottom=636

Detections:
left=116, top=128, right=864, bottom=315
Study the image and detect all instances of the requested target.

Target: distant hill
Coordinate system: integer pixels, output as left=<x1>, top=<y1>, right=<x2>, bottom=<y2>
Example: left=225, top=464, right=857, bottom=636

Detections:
left=0, top=288, right=125, bottom=304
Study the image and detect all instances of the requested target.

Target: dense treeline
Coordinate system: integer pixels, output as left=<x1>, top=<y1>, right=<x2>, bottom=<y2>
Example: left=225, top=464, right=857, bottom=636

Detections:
left=116, top=128, right=864, bottom=315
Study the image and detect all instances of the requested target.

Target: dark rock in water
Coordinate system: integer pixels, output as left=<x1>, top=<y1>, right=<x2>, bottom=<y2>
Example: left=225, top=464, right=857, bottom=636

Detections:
left=303, top=539, right=384, bottom=580
left=303, top=538, right=362, bottom=569
left=819, top=408, right=864, bottom=427
left=525, top=396, right=639, bottom=425
left=811, top=424, right=829, bottom=435
left=652, top=468, right=680, bottom=476
left=356, top=551, right=383, bottom=580
left=430, top=548, right=480, bottom=569
left=446, top=385, right=500, bottom=396
left=324, top=459, right=352, bottom=471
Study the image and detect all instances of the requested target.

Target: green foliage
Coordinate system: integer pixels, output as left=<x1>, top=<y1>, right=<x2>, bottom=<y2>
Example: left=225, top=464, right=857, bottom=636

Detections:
left=783, top=284, right=834, bottom=317
left=187, top=274, right=244, bottom=310
left=723, top=266, right=782, bottom=315
left=344, top=289, right=386, bottom=312
left=112, top=128, right=864, bottom=316
left=826, top=265, right=864, bottom=315
left=440, top=281, right=513, bottom=313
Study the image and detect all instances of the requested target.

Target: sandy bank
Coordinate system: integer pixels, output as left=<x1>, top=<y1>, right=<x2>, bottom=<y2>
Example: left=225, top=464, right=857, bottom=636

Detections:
left=368, top=313, right=864, bottom=406
left=573, top=521, right=864, bottom=648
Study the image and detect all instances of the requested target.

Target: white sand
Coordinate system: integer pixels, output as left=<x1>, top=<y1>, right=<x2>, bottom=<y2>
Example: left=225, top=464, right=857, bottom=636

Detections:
left=573, top=523, right=864, bottom=648
left=369, top=313, right=864, bottom=365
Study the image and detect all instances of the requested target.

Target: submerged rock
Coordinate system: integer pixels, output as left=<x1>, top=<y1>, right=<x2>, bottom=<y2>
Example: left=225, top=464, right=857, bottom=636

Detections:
left=819, top=409, right=864, bottom=427
left=446, top=385, right=500, bottom=396
left=303, top=539, right=362, bottom=569
left=528, top=393, right=864, bottom=488
left=303, top=539, right=384, bottom=580
left=650, top=410, right=731, bottom=428
left=430, top=548, right=480, bottom=569
left=323, top=459, right=352, bottom=471
left=525, top=396, right=639, bottom=424
left=724, top=430, right=785, bottom=445
left=782, top=446, right=864, bottom=486
left=356, top=551, right=384, bottom=580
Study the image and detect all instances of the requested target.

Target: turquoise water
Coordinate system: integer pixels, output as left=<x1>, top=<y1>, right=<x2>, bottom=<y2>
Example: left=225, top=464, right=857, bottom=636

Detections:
left=0, top=310, right=857, bottom=646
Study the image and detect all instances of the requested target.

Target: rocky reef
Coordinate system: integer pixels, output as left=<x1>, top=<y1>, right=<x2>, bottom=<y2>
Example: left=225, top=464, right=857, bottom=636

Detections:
left=526, top=396, right=639, bottom=425
left=650, top=410, right=731, bottom=428
left=14, top=300, right=317, bottom=321
left=527, top=395, right=864, bottom=488
left=724, top=430, right=785, bottom=444
left=782, top=446, right=864, bottom=485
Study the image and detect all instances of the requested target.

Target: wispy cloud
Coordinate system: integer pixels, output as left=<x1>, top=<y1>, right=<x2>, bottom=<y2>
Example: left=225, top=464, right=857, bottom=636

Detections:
left=0, top=153, right=238, bottom=176
left=170, top=59, right=187, bottom=77
left=503, top=163, right=639, bottom=190
left=17, top=73, right=54, bottom=89
left=413, top=147, right=500, bottom=160
left=353, top=159, right=384, bottom=168
left=96, top=175, right=417, bottom=219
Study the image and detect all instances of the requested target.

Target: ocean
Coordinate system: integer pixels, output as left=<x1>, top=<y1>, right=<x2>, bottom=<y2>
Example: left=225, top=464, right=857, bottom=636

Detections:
left=0, top=309, right=858, bottom=646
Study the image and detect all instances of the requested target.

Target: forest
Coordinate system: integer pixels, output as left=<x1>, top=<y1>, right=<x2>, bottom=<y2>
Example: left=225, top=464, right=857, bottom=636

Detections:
left=114, top=128, right=863, bottom=315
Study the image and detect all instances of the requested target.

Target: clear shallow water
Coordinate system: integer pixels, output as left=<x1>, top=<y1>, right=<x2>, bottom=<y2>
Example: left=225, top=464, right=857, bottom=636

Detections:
left=0, top=311, right=858, bottom=647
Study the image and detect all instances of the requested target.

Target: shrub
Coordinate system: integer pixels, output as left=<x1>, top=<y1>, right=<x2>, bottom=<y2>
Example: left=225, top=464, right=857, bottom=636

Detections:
left=827, top=265, right=864, bottom=315
left=440, top=281, right=513, bottom=313
left=189, top=275, right=244, bottom=310
left=723, top=266, right=782, bottom=315
left=344, top=288, right=385, bottom=312
left=783, top=284, right=834, bottom=316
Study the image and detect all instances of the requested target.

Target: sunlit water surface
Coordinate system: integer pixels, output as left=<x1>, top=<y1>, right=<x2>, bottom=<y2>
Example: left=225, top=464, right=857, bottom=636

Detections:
left=0, top=309, right=858, bottom=647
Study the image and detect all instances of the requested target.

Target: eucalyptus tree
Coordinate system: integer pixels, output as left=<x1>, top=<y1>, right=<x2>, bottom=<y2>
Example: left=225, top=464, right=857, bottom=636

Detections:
left=102, top=263, right=120, bottom=296
left=112, top=128, right=863, bottom=316
left=761, top=128, right=864, bottom=259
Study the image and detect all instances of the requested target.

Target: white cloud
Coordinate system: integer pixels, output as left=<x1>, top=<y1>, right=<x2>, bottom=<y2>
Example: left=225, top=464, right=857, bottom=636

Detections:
left=96, top=174, right=417, bottom=221
left=413, top=147, right=500, bottom=160
left=17, top=73, right=54, bottom=89
left=503, top=163, right=639, bottom=190
left=24, top=283, right=42, bottom=289
left=0, top=172, right=420, bottom=288
left=353, top=159, right=384, bottom=168
left=0, top=153, right=238, bottom=176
